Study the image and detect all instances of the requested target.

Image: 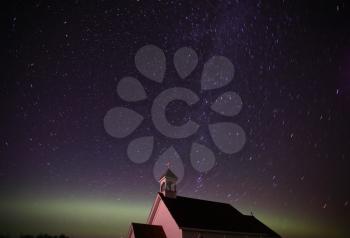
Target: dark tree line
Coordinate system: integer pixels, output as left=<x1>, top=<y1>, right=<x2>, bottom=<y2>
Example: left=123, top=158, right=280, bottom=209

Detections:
left=0, top=234, right=69, bottom=238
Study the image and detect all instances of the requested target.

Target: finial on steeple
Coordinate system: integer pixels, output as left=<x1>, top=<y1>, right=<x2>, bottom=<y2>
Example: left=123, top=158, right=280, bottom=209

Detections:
left=166, top=161, right=170, bottom=169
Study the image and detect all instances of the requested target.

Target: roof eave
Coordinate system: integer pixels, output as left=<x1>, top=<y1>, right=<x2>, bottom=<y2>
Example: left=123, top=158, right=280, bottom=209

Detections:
left=180, top=227, right=281, bottom=237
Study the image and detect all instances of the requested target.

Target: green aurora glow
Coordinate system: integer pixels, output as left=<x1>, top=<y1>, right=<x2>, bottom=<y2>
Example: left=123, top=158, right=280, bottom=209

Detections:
left=0, top=196, right=346, bottom=238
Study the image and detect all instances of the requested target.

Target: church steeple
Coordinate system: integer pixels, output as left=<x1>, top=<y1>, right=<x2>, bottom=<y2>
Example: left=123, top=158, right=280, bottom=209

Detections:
left=159, top=168, right=177, bottom=198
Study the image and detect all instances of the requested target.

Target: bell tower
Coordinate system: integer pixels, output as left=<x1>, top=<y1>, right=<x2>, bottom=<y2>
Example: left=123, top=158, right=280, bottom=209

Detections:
left=159, top=168, right=177, bottom=198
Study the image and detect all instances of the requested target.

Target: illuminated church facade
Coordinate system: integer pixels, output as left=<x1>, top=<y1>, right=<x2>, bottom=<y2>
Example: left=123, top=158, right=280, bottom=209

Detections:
left=128, top=169, right=281, bottom=238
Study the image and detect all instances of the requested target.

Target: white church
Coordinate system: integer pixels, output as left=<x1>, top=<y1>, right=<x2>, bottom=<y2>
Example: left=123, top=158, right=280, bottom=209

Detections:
left=128, top=169, right=281, bottom=238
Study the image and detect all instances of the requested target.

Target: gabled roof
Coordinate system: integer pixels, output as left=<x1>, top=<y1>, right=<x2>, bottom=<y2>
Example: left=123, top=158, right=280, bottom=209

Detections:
left=131, top=223, right=166, bottom=238
left=159, top=193, right=281, bottom=237
left=159, top=168, right=177, bottom=180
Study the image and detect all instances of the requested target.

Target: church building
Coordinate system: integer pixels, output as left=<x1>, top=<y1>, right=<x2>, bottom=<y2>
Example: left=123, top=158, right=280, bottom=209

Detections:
left=128, top=169, right=281, bottom=238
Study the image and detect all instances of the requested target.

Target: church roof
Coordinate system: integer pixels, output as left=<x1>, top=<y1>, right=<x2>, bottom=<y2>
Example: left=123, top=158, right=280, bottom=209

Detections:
left=159, top=168, right=177, bottom=180
left=131, top=223, right=166, bottom=238
left=159, top=193, right=281, bottom=237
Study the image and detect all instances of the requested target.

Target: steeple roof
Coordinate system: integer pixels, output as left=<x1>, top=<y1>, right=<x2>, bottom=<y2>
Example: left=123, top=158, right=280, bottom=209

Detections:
left=160, top=168, right=177, bottom=180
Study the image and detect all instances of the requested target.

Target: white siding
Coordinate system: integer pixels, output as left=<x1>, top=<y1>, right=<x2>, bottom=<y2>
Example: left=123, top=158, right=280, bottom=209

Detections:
left=150, top=200, right=182, bottom=238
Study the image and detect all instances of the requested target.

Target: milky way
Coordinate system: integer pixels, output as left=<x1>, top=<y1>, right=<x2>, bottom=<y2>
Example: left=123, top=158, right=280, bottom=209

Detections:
left=1, top=1, right=350, bottom=238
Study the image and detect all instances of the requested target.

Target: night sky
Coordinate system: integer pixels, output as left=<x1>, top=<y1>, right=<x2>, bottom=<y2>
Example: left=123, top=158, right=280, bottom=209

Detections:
left=2, top=1, right=350, bottom=238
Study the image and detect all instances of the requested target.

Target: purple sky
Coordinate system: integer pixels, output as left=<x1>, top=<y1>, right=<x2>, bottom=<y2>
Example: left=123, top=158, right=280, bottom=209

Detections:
left=2, top=1, right=350, bottom=237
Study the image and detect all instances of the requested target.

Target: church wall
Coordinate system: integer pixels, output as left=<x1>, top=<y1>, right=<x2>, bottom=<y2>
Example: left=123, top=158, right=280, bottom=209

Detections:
left=127, top=226, right=135, bottom=238
left=150, top=200, right=182, bottom=238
